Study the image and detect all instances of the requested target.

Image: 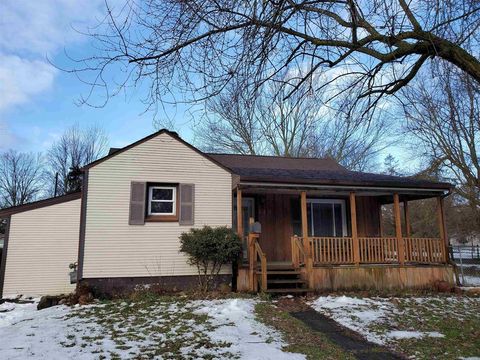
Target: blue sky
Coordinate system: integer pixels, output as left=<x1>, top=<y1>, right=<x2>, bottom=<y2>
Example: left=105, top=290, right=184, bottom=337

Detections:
left=0, top=1, right=407, bottom=171
left=0, top=1, right=194, bottom=154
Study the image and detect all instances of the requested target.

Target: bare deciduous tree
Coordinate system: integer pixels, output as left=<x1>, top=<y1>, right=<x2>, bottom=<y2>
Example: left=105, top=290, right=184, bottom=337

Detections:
left=47, top=125, right=108, bottom=195
left=198, top=76, right=388, bottom=170
left=403, top=64, right=480, bottom=223
left=197, top=83, right=263, bottom=155
left=70, top=0, right=480, bottom=117
left=0, top=150, right=44, bottom=208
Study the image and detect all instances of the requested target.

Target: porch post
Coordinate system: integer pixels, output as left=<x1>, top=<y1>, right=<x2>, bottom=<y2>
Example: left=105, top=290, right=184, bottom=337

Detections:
left=437, top=196, right=448, bottom=262
left=301, top=191, right=309, bottom=245
left=403, top=200, right=411, bottom=237
left=236, top=187, right=243, bottom=236
left=350, top=192, right=360, bottom=265
left=301, top=191, right=314, bottom=287
left=394, top=193, right=405, bottom=265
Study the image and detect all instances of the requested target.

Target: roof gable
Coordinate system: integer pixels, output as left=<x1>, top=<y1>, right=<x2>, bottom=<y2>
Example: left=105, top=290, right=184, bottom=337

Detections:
left=83, top=129, right=233, bottom=173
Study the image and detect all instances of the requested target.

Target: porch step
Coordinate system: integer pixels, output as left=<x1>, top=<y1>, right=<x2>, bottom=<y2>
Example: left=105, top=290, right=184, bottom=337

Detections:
left=257, top=270, right=301, bottom=275
left=267, top=279, right=306, bottom=284
left=266, top=263, right=295, bottom=270
left=254, top=262, right=310, bottom=295
left=265, top=288, right=314, bottom=294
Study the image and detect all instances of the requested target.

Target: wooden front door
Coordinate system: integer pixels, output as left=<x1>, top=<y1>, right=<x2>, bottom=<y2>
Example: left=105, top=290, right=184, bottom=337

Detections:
left=257, top=194, right=296, bottom=262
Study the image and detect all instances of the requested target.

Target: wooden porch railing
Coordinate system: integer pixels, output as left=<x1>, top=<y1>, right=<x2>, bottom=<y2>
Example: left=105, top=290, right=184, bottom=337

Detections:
left=310, top=237, right=354, bottom=264
left=359, top=237, right=398, bottom=263
left=404, top=237, right=446, bottom=263
left=291, top=235, right=314, bottom=287
left=292, top=236, right=447, bottom=266
left=291, top=235, right=306, bottom=267
left=248, top=233, right=267, bottom=291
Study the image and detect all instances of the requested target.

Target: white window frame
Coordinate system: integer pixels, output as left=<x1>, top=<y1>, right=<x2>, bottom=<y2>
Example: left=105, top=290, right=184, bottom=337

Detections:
left=307, top=199, right=347, bottom=237
left=148, top=186, right=177, bottom=216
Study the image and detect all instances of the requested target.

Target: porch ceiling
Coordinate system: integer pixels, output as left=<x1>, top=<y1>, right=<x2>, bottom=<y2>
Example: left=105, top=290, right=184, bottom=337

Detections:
left=237, top=182, right=449, bottom=204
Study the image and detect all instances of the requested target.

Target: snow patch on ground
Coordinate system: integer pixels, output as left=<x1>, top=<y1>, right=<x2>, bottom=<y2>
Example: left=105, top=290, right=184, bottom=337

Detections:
left=386, top=330, right=445, bottom=339
left=310, top=296, right=452, bottom=345
left=194, top=299, right=305, bottom=360
left=310, top=295, right=394, bottom=344
left=0, top=301, right=38, bottom=328
left=0, top=297, right=304, bottom=359
left=0, top=302, right=97, bottom=359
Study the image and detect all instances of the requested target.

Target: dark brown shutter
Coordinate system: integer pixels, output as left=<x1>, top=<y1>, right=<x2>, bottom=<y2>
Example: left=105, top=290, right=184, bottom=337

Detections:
left=129, top=182, right=146, bottom=225
left=179, top=183, right=194, bottom=226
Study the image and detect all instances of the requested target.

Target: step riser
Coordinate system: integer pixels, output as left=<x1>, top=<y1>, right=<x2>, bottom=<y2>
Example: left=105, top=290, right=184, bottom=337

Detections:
left=255, top=263, right=308, bottom=295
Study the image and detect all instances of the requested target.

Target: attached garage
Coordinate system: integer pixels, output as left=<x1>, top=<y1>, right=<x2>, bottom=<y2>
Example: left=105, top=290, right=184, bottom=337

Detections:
left=0, top=193, right=81, bottom=298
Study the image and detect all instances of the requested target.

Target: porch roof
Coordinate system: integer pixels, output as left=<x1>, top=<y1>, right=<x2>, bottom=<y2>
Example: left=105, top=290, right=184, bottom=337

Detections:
left=208, top=153, right=452, bottom=191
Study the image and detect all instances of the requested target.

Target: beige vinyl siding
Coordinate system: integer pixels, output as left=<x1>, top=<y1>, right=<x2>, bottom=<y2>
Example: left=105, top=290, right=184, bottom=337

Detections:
left=3, top=199, right=80, bottom=297
left=83, top=133, right=233, bottom=278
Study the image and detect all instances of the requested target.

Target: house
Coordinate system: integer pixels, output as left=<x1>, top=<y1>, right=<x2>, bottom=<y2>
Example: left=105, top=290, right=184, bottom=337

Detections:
left=0, top=130, right=455, bottom=297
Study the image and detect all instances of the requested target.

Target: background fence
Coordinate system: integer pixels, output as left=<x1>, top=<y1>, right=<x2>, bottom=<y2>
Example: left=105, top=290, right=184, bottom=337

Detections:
left=450, top=245, right=480, bottom=287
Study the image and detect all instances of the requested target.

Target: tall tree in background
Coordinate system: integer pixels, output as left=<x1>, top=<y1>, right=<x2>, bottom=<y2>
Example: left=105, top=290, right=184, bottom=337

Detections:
left=73, top=0, right=480, bottom=119
left=197, top=83, right=263, bottom=155
left=0, top=150, right=44, bottom=208
left=198, top=75, right=388, bottom=170
left=47, top=125, right=108, bottom=195
left=403, top=63, right=480, bottom=229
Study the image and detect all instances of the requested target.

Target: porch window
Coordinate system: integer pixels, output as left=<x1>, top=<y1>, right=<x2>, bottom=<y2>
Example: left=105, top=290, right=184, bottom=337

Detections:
left=307, top=199, right=347, bottom=237
left=148, top=186, right=177, bottom=216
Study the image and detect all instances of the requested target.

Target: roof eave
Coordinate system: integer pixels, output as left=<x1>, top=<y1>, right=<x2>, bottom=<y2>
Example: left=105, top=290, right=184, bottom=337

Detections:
left=0, top=192, right=82, bottom=218
left=238, top=177, right=453, bottom=192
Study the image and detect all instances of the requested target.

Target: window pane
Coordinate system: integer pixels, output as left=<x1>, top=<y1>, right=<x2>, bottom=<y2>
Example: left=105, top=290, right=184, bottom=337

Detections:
left=334, top=203, right=343, bottom=236
left=151, top=201, right=173, bottom=214
left=312, top=203, right=334, bottom=237
left=152, top=188, right=173, bottom=200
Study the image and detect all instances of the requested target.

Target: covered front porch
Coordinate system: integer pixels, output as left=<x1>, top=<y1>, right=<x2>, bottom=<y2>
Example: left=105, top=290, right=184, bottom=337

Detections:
left=234, top=182, right=454, bottom=293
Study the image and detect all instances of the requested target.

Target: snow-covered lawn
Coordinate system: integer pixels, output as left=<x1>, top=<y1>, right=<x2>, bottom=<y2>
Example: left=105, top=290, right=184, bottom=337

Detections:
left=311, top=295, right=480, bottom=359
left=0, top=297, right=305, bottom=359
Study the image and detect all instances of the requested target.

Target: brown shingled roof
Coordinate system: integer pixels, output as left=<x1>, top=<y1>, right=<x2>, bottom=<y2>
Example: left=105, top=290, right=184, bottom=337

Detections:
left=206, top=153, right=347, bottom=172
left=207, top=153, right=452, bottom=190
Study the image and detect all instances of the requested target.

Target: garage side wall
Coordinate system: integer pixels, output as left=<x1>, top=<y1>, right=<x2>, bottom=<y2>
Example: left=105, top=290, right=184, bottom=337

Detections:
left=2, top=199, right=81, bottom=297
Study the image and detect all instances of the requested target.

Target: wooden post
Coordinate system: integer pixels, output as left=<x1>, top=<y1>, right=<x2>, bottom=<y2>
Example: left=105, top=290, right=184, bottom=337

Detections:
left=300, top=191, right=314, bottom=286
left=291, top=236, right=298, bottom=268
left=236, top=188, right=243, bottom=236
left=394, top=193, right=405, bottom=265
left=261, top=253, right=267, bottom=292
left=300, top=191, right=310, bottom=254
left=248, top=234, right=255, bottom=291
left=350, top=192, right=360, bottom=265
left=403, top=200, right=411, bottom=238
left=437, top=196, right=448, bottom=262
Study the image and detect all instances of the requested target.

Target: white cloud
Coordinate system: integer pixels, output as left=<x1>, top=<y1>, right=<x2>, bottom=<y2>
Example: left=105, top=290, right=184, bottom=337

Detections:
left=0, top=119, right=22, bottom=151
left=0, top=1, right=108, bottom=55
left=0, top=54, right=57, bottom=110
left=0, top=0, right=120, bottom=113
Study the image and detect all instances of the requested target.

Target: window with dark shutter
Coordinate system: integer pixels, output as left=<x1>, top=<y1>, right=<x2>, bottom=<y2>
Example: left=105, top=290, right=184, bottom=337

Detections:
left=129, top=182, right=146, bottom=225
left=179, top=184, right=194, bottom=226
